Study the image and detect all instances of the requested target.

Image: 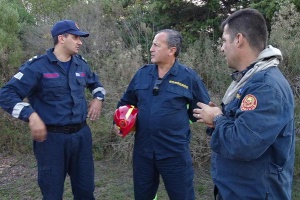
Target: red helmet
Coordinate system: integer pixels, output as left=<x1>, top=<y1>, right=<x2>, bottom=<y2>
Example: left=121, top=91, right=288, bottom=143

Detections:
left=114, top=105, right=138, bottom=137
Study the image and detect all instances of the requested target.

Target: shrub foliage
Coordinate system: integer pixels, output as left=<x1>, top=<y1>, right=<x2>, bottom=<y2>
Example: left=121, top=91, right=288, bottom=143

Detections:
left=0, top=1, right=299, bottom=175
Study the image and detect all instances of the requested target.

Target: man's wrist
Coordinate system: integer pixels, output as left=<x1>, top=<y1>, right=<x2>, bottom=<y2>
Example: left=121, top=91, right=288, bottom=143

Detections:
left=213, top=114, right=224, bottom=126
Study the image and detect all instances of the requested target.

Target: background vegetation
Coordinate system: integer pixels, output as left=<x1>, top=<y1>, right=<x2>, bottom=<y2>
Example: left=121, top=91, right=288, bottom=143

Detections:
left=0, top=0, right=299, bottom=199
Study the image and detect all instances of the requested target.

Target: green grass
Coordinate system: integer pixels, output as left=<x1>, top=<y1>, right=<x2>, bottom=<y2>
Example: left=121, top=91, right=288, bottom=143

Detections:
left=0, top=154, right=212, bottom=199
left=293, top=177, right=300, bottom=199
left=1, top=153, right=300, bottom=199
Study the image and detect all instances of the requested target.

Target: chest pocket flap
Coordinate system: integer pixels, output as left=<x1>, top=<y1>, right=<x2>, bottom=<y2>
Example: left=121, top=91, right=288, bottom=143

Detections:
left=41, top=79, right=66, bottom=101
left=134, top=83, right=149, bottom=90
left=167, top=85, right=192, bottom=99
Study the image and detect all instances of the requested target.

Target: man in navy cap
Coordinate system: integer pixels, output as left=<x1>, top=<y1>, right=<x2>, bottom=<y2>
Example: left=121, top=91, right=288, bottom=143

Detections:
left=0, top=20, right=105, bottom=199
left=51, top=20, right=90, bottom=37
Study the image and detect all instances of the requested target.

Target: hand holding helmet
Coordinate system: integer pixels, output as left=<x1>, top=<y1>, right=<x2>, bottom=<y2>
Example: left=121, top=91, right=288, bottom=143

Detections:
left=114, top=105, right=138, bottom=137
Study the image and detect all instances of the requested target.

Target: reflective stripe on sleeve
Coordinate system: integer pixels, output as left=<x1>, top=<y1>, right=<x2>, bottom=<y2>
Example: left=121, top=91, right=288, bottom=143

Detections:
left=12, top=102, right=30, bottom=118
left=92, top=87, right=106, bottom=96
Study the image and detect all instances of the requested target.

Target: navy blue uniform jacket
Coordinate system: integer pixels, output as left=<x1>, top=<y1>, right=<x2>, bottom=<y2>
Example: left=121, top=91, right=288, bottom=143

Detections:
left=0, top=48, right=105, bottom=125
left=211, top=66, right=295, bottom=199
left=118, top=60, right=210, bottom=159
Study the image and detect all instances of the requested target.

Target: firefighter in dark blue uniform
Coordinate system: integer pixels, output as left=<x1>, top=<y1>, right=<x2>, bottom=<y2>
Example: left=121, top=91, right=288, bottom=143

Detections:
left=193, top=9, right=295, bottom=200
left=0, top=20, right=105, bottom=200
left=114, top=29, right=210, bottom=200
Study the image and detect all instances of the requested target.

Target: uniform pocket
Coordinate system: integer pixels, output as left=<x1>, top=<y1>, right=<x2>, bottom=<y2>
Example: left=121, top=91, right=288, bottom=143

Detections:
left=76, top=77, right=86, bottom=86
left=167, top=85, right=191, bottom=99
left=75, top=77, right=86, bottom=99
left=134, top=83, right=150, bottom=105
left=269, top=162, right=284, bottom=175
left=166, top=85, right=191, bottom=109
left=134, top=83, right=149, bottom=90
left=42, top=79, right=66, bottom=101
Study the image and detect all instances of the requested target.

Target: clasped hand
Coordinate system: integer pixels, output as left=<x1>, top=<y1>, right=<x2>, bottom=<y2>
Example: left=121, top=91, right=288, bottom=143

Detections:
left=193, top=101, right=223, bottom=128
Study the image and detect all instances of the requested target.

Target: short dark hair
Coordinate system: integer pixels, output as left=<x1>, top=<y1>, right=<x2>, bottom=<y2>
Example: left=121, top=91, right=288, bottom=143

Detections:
left=53, top=33, right=69, bottom=46
left=221, top=8, right=268, bottom=51
left=157, top=29, right=182, bottom=57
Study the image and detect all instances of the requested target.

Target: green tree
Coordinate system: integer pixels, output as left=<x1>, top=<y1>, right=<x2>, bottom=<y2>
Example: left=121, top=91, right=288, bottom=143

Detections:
left=0, top=0, right=23, bottom=82
left=10, top=0, right=35, bottom=25
left=115, top=0, right=300, bottom=45
left=22, top=0, right=80, bottom=22
left=269, top=1, right=300, bottom=98
left=268, top=0, right=300, bottom=180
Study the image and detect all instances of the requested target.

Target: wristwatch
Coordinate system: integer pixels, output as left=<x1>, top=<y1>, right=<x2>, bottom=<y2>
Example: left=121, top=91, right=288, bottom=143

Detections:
left=95, top=97, right=104, bottom=101
left=213, top=114, right=224, bottom=126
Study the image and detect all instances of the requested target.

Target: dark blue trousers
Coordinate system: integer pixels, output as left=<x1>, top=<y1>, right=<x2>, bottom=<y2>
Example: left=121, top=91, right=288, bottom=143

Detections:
left=133, top=151, right=195, bottom=200
left=33, top=125, right=95, bottom=200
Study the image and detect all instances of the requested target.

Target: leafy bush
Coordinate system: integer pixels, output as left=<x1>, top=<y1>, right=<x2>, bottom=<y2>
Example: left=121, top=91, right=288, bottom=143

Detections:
left=0, top=0, right=23, bottom=83
left=0, top=0, right=299, bottom=174
left=269, top=1, right=300, bottom=176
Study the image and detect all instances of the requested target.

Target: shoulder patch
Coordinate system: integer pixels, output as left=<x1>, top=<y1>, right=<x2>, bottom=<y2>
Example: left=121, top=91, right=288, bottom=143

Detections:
left=240, top=94, right=258, bottom=111
left=14, top=72, right=24, bottom=80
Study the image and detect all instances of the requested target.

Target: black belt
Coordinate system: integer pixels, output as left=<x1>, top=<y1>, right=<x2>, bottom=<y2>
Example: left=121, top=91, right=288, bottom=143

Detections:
left=46, top=121, right=86, bottom=134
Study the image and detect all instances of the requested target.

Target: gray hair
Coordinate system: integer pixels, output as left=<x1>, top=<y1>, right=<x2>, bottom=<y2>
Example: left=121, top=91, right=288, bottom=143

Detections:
left=157, top=29, right=182, bottom=57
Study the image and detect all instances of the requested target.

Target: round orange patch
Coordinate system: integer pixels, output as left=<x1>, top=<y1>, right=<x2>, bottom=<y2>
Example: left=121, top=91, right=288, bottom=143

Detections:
left=240, top=94, right=257, bottom=111
left=119, top=120, right=128, bottom=128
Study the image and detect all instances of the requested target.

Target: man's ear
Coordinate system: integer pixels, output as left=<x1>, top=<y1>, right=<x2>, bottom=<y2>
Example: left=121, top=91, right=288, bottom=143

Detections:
left=235, top=33, right=244, bottom=48
left=169, top=47, right=177, bottom=56
left=58, top=35, right=65, bottom=44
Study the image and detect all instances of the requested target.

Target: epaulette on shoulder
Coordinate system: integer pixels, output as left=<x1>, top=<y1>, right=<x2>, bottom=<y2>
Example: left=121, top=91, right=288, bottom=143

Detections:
left=27, top=55, right=43, bottom=64
left=184, top=66, right=199, bottom=79
left=183, top=65, right=193, bottom=73
left=75, top=54, right=88, bottom=63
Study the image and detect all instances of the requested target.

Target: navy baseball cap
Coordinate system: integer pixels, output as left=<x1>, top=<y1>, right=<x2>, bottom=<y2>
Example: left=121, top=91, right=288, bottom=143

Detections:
left=51, top=20, right=89, bottom=37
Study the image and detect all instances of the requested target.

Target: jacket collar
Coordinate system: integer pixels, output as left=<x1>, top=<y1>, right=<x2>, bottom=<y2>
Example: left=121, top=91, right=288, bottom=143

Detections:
left=149, top=59, right=179, bottom=77
left=46, top=48, right=79, bottom=66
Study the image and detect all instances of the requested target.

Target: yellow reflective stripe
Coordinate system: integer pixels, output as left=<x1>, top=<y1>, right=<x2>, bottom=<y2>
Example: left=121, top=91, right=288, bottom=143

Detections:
left=125, top=106, right=134, bottom=119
